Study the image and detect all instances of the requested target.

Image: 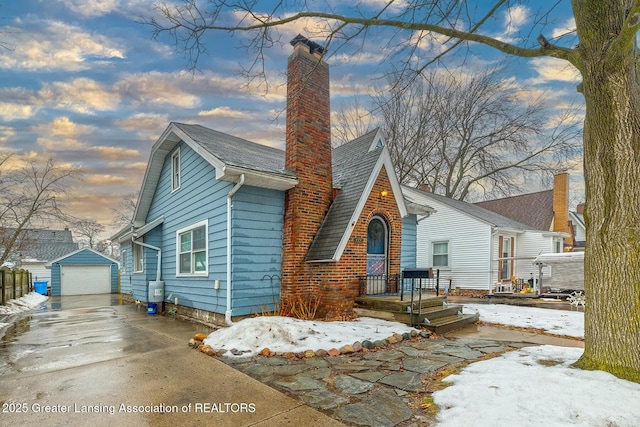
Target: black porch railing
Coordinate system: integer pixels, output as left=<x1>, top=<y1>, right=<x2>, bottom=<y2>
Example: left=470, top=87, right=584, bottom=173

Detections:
left=358, top=269, right=442, bottom=297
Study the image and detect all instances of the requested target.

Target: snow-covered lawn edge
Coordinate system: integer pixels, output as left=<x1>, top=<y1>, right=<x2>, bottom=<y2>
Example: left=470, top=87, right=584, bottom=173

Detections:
left=433, top=345, right=640, bottom=427
left=0, top=292, right=49, bottom=327
left=463, top=303, right=584, bottom=339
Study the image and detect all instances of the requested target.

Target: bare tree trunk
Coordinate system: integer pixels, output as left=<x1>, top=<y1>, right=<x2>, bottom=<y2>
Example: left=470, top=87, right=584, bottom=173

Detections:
left=573, top=3, right=640, bottom=382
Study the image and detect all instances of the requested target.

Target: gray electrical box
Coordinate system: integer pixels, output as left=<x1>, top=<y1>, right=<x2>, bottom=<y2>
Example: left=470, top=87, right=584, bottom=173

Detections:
left=148, top=280, right=165, bottom=303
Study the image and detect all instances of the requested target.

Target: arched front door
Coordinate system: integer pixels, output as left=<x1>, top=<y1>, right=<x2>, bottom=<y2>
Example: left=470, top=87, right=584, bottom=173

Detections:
left=366, top=216, right=388, bottom=294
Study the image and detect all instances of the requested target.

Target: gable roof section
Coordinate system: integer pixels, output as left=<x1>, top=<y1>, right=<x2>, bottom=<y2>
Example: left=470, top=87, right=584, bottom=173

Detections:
left=474, top=190, right=554, bottom=231
left=46, top=247, right=119, bottom=266
left=402, top=186, right=546, bottom=232
left=134, top=122, right=297, bottom=225
left=305, top=129, right=408, bottom=262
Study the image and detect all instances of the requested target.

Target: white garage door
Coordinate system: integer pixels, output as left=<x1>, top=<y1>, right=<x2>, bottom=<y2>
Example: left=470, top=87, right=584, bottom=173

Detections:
left=61, top=265, right=111, bottom=295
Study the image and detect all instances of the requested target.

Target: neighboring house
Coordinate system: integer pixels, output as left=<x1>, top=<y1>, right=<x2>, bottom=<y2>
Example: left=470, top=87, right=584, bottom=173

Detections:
left=474, top=172, right=575, bottom=250
left=569, top=203, right=586, bottom=251
left=112, top=36, right=431, bottom=322
left=0, top=228, right=79, bottom=284
left=402, top=186, right=568, bottom=294
left=46, top=248, right=119, bottom=296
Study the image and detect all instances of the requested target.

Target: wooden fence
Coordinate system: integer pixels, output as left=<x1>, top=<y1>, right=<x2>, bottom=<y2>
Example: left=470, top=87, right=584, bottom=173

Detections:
left=1, top=267, right=33, bottom=305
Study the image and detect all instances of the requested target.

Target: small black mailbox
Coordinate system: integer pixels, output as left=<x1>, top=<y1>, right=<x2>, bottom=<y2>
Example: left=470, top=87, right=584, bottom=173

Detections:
left=402, top=268, right=431, bottom=279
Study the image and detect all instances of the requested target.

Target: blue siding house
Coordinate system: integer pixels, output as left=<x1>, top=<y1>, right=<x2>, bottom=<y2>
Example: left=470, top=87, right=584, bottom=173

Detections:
left=113, top=35, right=433, bottom=323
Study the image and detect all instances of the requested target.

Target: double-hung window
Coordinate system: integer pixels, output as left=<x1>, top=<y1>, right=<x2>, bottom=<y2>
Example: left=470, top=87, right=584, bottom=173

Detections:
left=177, top=220, right=208, bottom=276
left=171, top=149, right=181, bottom=191
left=432, top=241, right=449, bottom=268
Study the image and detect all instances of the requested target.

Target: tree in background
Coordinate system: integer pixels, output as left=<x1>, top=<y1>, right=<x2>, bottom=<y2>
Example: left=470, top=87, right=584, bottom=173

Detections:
left=148, top=0, right=640, bottom=382
left=377, top=67, right=581, bottom=200
left=72, top=219, right=105, bottom=250
left=111, top=192, right=137, bottom=230
left=0, top=153, right=82, bottom=266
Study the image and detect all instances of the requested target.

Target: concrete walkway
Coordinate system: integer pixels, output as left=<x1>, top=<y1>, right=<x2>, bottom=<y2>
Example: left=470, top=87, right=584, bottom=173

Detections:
left=0, top=294, right=344, bottom=427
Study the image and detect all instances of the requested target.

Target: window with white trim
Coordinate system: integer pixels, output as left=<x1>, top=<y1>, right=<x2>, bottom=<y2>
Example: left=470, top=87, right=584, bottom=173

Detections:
left=432, top=241, right=449, bottom=268
left=171, top=149, right=181, bottom=191
left=133, top=238, right=144, bottom=273
left=177, top=220, right=208, bottom=276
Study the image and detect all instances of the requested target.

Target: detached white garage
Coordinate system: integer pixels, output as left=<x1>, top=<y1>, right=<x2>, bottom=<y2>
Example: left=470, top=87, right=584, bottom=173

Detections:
left=47, top=248, right=119, bottom=296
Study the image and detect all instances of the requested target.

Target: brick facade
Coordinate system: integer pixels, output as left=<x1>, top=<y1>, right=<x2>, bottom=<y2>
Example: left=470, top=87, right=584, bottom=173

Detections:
left=281, top=40, right=333, bottom=308
left=280, top=39, right=403, bottom=319
left=283, top=165, right=403, bottom=319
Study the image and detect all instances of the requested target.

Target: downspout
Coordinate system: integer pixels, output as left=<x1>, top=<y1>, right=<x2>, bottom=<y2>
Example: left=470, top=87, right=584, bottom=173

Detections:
left=132, top=239, right=162, bottom=281
left=226, top=174, right=245, bottom=325
left=489, top=228, right=498, bottom=295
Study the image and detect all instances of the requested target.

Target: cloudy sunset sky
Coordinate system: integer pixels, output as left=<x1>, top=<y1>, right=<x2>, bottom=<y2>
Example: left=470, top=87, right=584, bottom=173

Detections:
left=0, top=1, right=583, bottom=239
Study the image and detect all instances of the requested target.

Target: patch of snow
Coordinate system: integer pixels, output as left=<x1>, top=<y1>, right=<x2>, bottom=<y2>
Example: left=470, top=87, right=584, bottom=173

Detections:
left=434, top=345, right=640, bottom=426
left=203, top=316, right=416, bottom=356
left=0, top=292, right=49, bottom=316
left=463, top=303, right=584, bottom=338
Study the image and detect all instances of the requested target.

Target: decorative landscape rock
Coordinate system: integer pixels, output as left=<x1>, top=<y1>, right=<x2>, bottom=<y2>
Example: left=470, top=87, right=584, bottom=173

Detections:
left=259, top=347, right=271, bottom=357
left=340, top=344, right=354, bottom=354
left=362, top=340, right=374, bottom=349
left=193, top=333, right=207, bottom=341
left=373, top=340, right=386, bottom=348
left=327, top=348, right=340, bottom=356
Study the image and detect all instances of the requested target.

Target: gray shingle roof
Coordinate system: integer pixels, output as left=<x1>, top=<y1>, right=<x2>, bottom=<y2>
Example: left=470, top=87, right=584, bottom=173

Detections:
left=305, top=130, right=383, bottom=261
left=402, top=186, right=545, bottom=231
left=1, top=228, right=79, bottom=262
left=474, top=190, right=554, bottom=231
left=173, top=123, right=295, bottom=179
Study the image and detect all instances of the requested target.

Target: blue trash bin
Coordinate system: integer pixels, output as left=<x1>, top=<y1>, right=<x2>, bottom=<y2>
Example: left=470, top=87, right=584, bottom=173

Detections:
left=34, top=281, right=48, bottom=295
left=147, top=303, right=157, bottom=315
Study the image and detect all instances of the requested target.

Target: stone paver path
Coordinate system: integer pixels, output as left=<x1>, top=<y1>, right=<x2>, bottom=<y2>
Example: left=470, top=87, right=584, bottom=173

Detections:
left=218, top=335, right=531, bottom=426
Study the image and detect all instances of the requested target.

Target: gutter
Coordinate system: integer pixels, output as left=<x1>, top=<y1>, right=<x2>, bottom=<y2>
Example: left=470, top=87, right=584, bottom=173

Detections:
left=225, top=174, right=245, bottom=325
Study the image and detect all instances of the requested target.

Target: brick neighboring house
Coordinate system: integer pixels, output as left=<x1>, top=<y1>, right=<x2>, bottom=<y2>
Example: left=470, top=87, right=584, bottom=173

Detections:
left=112, top=35, right=431, bottom=322
left=475, top=173, right=576, bottom=251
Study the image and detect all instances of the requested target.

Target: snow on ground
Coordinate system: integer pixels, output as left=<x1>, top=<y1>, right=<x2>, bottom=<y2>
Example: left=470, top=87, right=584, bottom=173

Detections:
left=463, top=303, right=584, bottom=338
left=203, top=316, right=416, bottom=356
left=204, top=303, right=639, bottom=426
left=434, top=345, right=640, bottom=427
left=0, top=292, right=48, bottom=328
left=2, top=294, right=637, bottom=426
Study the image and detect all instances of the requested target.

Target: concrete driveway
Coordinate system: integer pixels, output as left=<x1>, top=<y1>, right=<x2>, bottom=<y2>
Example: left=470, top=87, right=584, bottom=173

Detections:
left=0, top=294, right=344, bottom=427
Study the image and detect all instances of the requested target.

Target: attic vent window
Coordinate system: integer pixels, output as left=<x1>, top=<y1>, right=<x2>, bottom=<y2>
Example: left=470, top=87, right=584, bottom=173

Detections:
left=171, top=149, right=181, bottom=192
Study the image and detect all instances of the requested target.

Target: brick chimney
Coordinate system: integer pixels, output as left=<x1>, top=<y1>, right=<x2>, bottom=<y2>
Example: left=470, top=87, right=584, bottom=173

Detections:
left=281, top=35, right=332, bottom=299
left=553, top=172, right=572, bottom=249
left=576, top=203, right=585, bottom=215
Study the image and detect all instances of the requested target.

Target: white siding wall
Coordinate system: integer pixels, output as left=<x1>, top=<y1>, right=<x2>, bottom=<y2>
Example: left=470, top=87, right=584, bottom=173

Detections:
left=515, top=232, right=552, bottom=280
left=416, top=199, right=492, bottom=291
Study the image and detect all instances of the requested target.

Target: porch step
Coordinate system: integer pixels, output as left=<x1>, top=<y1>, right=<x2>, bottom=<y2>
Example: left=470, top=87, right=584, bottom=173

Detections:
left=421, top=313, right=479, bottom=335
left=355, top=295, right=446, bottom=312
left=353, top=295, right=479, bottom=334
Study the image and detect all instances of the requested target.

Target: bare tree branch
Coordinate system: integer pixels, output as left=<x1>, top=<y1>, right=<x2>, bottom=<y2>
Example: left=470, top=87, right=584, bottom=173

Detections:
left=375, top=66, right=581, bottom=200
left=0, top=155, right=83, bottom=265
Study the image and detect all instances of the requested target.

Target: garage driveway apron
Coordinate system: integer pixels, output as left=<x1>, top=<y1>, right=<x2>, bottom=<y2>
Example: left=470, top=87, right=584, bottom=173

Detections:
left=0, top=294, right=344, bottom=427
